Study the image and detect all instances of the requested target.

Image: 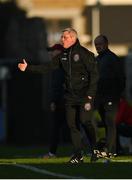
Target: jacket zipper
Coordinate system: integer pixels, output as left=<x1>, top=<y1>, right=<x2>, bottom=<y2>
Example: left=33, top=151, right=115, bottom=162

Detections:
left=68, top=48, right=74, bottom=93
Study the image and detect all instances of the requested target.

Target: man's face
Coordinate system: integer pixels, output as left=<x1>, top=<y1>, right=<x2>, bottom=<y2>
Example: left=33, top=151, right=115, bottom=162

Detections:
left=94, top=37, right=108, bottom=54
left=61, top=31, right=76, bottom=49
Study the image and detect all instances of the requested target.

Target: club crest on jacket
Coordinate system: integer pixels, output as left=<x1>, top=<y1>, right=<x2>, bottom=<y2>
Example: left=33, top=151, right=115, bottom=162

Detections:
left=73, top=54, right=80, bottom=62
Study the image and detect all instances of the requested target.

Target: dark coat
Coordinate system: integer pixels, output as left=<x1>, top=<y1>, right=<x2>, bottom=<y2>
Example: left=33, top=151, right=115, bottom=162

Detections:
left=95, top=49, right=125, bottom=102
left=27, top=40, right=99, bottom=105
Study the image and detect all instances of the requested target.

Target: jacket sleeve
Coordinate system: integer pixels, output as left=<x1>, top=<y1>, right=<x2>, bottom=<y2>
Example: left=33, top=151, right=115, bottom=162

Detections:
left=26, top=55, right=60, bottom=73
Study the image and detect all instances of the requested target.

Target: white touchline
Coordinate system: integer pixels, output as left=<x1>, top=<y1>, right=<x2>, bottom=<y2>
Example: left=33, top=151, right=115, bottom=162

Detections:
left=112, top=159, right=132, bottom=162
left=13, top=163, right=84, bottom=179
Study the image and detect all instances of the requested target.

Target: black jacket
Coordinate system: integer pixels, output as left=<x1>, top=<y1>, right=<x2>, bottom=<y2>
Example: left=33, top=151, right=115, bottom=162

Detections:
left=27, top=40, right=99, bottom=105
left=95, top=49, right=125, bottom=102
left=50, top=68, right=65, bottom=105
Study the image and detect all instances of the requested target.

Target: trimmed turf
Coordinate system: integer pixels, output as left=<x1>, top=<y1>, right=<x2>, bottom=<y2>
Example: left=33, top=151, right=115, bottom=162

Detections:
left=0, top=145, right=132, bottom=179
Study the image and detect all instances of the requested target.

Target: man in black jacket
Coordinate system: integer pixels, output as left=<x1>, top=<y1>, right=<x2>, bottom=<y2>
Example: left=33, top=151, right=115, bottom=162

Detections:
left=94, top=35, right=125, bottom=159
left=18, top=27, right=99, bottom=163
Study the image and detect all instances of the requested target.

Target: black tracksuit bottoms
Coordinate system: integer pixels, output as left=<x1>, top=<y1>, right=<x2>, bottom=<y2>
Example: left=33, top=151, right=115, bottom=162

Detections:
left=66, top=104, right=96, bottom=155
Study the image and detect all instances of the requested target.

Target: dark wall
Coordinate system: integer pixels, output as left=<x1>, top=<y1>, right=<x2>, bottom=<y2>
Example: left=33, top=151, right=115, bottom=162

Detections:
left=6, top=70, right=53, bottom=145
left=0, top=1, right=70, bottom=146
left=0, top=1, right=52, bottom=145
left=6, top=68, right=70, bottom=145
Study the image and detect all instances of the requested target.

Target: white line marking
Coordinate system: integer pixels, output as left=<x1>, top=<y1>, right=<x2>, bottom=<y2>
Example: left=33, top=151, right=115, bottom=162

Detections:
left=13, top=163, right=84, bottom=179
left=112, top=159, right=132, bottom=162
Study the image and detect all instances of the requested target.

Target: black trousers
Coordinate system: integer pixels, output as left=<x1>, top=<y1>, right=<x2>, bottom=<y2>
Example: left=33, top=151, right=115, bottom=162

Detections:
left=96, top=100, right=119, bottom=153
left=116, top=123, right=132, bottom=152
left=66, top=104, right=96, bottom=155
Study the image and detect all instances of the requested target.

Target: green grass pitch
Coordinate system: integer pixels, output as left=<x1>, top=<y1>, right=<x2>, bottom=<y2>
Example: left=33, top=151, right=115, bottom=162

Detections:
left=0, top=145, right=132, bottom=179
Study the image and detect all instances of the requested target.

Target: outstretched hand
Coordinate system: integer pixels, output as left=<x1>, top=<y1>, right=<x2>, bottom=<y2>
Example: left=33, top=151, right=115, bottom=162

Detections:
left=18, top=59, right=28, bottom=71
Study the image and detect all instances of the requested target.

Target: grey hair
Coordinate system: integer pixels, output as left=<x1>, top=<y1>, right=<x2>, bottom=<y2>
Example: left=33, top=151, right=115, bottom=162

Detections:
left=62, top=27, right=78, bottom=39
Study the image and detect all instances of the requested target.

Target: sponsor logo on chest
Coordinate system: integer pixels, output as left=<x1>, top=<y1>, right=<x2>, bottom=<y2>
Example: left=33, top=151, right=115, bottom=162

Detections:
left=61, top=57, right=67, bottom=61
left=61, top=52, right=68, bottom=61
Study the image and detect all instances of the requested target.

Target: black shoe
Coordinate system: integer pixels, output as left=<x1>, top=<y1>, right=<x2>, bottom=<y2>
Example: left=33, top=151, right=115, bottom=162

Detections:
left=90, top=150, right=99, bottom=162
left=99, top=151, right=108, bottom=158
left=98, top=151, right=117, bottom=159
left=69, top=154, right=83, bottom=164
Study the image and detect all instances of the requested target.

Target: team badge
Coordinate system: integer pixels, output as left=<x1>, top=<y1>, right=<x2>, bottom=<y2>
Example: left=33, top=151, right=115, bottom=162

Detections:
left=73, top=54, right=80, bottom=62
left=108, top=102, right=112, bottom=105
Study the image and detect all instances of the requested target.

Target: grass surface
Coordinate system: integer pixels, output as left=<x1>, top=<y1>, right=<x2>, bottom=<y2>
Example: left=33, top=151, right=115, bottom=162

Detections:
left=0, top=144, right=132, bottom=179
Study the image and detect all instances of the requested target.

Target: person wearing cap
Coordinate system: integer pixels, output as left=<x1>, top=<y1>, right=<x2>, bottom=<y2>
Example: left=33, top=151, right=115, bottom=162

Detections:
left=18, top=27, right=99, bottom=164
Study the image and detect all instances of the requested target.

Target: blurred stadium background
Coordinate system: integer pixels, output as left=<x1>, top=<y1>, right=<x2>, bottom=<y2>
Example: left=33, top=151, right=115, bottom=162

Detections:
left=0, top=0, right=132, bottom=146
